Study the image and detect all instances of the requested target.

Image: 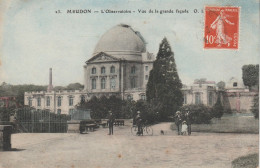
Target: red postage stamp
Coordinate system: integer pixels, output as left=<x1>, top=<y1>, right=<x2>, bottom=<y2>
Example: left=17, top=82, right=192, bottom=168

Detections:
left=204, top=6, right=240, bottom=49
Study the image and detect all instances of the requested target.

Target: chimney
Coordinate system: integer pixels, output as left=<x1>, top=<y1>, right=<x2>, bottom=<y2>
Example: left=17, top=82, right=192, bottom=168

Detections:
left=47, top=68, right=53, bottom=92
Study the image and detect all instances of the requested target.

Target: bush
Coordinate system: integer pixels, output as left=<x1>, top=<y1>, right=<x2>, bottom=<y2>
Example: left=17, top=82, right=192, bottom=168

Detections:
left=212, top=94, right=224, bottom=119
left=251, top=94, right=259, bottom=119
left=180, top=104, right=212, bottom=124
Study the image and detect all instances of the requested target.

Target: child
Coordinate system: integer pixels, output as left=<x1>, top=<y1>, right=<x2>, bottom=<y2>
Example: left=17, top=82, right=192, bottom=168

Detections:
left=181, top=121, right=188, bottom=135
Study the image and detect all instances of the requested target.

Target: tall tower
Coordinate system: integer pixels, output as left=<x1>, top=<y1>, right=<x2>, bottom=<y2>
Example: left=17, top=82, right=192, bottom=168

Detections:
left=47, top=68, right=53, bottom=92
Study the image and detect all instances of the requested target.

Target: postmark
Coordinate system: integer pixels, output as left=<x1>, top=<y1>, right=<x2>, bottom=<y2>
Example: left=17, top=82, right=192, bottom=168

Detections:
left=204, top=6, right=240, bottom=49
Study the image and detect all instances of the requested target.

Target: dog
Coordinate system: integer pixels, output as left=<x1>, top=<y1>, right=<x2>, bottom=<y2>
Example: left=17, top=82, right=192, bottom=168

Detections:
left=160, top=130, right=164, bottom=135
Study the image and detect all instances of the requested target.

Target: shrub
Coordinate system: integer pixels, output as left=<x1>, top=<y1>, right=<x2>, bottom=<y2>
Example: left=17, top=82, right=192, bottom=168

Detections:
left=180, top=104, right=212, bottom=124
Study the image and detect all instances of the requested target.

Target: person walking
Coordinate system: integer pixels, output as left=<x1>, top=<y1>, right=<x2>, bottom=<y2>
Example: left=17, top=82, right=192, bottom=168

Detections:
left=108, top=111, right=115, bottom=135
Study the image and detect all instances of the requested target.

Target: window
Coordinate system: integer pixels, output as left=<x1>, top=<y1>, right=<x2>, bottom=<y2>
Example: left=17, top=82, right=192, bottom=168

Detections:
left=28, top=97, right=32, bottom=106
left=110, top=78, right=116, bottom=89
left=37, top=97, right=41, bottom=107
left=57, top=96, right=62, bottom=107
left=91, top=67, right=96, bottom=74
left=145, top=75, right=148, bottom=80
left=195, top=93, right=201, bottom=105
left=69, top=97, right=73, bottom=106
left=69, top=109, right=74, bottom=116
left=184, top=94, right=187, bottom=104
left=101, top=78, right=106, bottom=89
left=46, top=96, right=50, bottom=106
left=80, top=95, right=85, bottom=103
left=110, top=66, right=115, bottom=73
left=57, top=109, right=61, bottom=115
left=145, top=66, right=148, bottom=71
left=233, top=82, right=237, bottom=87
left=131, top=66, right=136, bottom=74
left=130, top=78, right=136, bottom=88
left=92, top=78, right=96, bottom=89
left=208, top=92, right=213, bottom=106
left=127, top=95, right=133, bottom=100
left=101, top=67, right=106, bottom=74
left=141, top=95, right=146, bottom=100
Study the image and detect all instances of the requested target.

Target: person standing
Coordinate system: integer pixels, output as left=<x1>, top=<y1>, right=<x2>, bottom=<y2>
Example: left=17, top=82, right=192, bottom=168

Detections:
left=136, top=111, right=142, bottom=136
left=175, top=111, right=182, bottom=135
left=185, top=111, right=191, bottom=135
left=108, top=111, right=115, bottom=135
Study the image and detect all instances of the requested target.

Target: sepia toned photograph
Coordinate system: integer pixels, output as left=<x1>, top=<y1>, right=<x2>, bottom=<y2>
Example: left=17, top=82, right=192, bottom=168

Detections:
left=0, top=0, right=259, bottom=168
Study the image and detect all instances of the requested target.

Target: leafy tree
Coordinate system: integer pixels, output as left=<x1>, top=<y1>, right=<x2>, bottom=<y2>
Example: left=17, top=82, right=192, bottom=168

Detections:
left=212, top=94, right=224, bottom=119
left=217, top=81, right=225, bottom=90
left=146, top=37, right=183, bottom=120
left=66, top=83, right=84, bottom=90
left=251, top=94, right=259, bottom=119
left=242, top=64, right=259, bottom=90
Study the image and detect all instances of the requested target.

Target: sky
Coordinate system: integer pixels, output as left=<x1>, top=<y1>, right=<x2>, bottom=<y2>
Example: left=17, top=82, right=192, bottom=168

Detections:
left=0, top=0, right=259, bottom=86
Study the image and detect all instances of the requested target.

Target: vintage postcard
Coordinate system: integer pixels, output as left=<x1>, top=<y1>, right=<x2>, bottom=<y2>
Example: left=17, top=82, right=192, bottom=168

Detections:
left=0, top=0, right=259, bottom=168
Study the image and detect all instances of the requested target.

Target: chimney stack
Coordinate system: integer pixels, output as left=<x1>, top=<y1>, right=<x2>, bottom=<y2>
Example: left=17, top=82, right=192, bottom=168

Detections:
left=47, top=68, right=53, bottom=92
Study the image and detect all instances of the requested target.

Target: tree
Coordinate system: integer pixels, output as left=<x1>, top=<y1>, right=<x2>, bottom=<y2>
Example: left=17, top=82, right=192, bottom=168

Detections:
left=66, top=83, right=84, bottom=90
left=242, top=64, right=259, bottom=91
left=212, top=94, right=224, bottom=119
left=251, top=94, right=259, bottom=119
left=146, top=37, right=183, bottom=120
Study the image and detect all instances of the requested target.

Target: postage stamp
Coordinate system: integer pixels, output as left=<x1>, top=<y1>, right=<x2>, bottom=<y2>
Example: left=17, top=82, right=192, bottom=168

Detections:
left=204, top=6, right=240, bottom=49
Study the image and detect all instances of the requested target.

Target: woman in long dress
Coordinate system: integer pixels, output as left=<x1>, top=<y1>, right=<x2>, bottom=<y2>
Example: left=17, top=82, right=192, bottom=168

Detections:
left=210, top=10, right=234, bottom=46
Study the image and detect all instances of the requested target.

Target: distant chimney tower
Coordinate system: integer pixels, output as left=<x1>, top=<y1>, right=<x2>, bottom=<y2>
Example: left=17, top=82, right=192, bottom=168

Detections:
left=47, top=68, right=53, bottom=92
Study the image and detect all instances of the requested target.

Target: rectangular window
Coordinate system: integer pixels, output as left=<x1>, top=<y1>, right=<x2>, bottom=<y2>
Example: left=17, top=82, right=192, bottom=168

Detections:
left=110, top=78, right=116, bottom=89
left=57, top=97, right=62, bottom=107
left=145, top=75, right=148, bottom=80
left=101, top=78, right=106, bottom=89
left=208, top=92, right=213, bottom=106
left=130, top=78, right=136, bottom=88
left=145, top=66, right=148, bottom=71
left=69, top=97, right=73, bottom=106
left=92, top=79, right=96, bottom=89
left=195, top=93, right=201, bottom=105
left=46, top=97, right=50, bottom=106
left=37, top=97, right=41, bottom=107
left=29, top=98, right=32, bottom=106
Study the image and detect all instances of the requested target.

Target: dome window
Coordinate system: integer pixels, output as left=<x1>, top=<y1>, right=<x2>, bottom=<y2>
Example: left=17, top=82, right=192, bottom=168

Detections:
left=101, top=67, right=106, bottom=74
left=110, top=66, right=115, bottom=73
left=92, top=67, right=96, bottom=74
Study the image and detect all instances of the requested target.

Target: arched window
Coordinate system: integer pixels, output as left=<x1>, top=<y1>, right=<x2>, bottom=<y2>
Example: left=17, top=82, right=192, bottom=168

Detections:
left=110, top=66, right=115, bottom=73
left=57, top=96, right=62, bottom=107
left=195, top=93, right=201, bottom=105
left=92, top=67, right=96, bottom=74
left=101, top=67, right=106, bottom=74
left=131, top=66, right=136, bottom=74
left=101, top=78, right=106, bottom=89
left=46, top=96, right=50, bottom=106
left=69, top=96, right=73, bottom=106
left=110, top=78, right=116, bottom=89
left=130, top=78, right=136, bottom=88
left=37, top=97, right=41, bottom=107
left=92, top=78, right=96, bottom=89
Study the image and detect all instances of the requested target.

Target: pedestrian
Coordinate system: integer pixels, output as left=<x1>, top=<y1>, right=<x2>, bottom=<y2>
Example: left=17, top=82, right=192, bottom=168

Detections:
left=175, top=111, right=182, bottom=135
left=185, top=111, right=192, bottom=135
left=136, top=111, right=143, bottom=136
left=181, top=121, right=188, bottom=135
left=108, top=111, right=115, bottom=135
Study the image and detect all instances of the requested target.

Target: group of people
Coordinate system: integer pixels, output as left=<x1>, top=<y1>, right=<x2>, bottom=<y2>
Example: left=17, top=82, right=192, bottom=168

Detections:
left=107, top=109, right=191, bottom=136
left=175, top=111, right=191, bottom=135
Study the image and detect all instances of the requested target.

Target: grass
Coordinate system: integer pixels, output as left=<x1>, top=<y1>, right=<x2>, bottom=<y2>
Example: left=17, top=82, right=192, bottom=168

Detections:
left=232, top=153, right=259, bottom=168
left=170, top=114, right=259, bottom=134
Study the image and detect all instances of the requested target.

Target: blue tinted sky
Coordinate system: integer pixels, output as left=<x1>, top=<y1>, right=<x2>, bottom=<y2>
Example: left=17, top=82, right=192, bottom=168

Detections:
left=0, top=0, right=259, bottom=86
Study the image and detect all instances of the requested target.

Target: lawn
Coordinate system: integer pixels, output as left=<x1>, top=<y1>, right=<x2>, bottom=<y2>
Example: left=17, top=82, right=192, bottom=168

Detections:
left=171, top=114, right=259, bottom=134
left=232, top=153, right=259, bottom=168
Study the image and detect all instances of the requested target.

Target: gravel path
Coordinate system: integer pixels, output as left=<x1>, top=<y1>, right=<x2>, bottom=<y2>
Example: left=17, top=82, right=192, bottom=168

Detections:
left=0, top=123, right=258, bottom=168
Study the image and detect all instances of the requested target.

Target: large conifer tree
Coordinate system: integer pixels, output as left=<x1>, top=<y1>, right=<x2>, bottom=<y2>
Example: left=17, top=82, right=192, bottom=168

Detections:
left=146, top=38, right=183, bottom=119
